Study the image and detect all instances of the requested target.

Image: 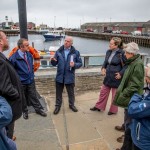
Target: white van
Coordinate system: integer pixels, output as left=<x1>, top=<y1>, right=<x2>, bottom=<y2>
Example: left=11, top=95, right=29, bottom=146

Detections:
left=131, top=31, right=141, bottom=36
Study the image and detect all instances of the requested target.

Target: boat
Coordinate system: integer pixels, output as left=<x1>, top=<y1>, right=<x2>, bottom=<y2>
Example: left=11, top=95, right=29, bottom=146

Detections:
left=39, top=46, right=59, bottom=68
left=38, top=46, right=59, bottom=56
left=49, top=46, right=59, bottom=56
left=37, top=27, right=49, bottom=35
left=43, top=30, right=65, bottom=41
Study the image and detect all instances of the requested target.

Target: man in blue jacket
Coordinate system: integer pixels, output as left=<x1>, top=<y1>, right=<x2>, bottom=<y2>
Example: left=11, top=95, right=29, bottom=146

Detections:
left=0, top=96, right=17, bottom=150
left=9, top=38, right=47, bottom=119
left=51, top=36, right=82, bottom=114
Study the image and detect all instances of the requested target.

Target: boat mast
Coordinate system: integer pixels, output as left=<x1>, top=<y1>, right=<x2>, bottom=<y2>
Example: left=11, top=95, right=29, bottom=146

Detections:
left=54, top=16, right=56, bottom=31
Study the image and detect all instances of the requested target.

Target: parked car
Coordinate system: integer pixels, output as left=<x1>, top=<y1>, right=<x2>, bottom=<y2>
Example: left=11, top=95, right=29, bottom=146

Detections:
left=103, top=30, right=112, bottom=33
left=86, top=28, right=94, bottom=32
left=120, top=31, right=129, bottom=35
left=141, top=33, right=150, bottom=37
left=131, top=31, right=141, bottom=36
left=112, top=30, right=122, bottom=34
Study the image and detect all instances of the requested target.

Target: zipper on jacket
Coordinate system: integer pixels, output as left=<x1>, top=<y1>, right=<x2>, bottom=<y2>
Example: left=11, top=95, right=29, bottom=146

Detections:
left=136, top=122, right=141, bottom=141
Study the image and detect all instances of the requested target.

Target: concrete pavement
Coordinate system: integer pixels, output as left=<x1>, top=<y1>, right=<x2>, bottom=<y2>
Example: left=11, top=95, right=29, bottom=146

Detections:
left=15, top=90, right=124, bottom=150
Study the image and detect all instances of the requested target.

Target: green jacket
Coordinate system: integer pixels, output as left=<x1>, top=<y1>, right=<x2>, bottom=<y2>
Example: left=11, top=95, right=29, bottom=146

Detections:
left=114, top=54, right=144, bottom=108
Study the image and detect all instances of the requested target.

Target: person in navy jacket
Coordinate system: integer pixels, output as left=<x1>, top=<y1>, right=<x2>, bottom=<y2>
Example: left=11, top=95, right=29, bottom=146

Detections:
left=51, top=36, right=82, bottom=114
left=128, top=93, right=150, bottom=150
left=90, top=37, right=126, bottom=115
left=128, top=66, right=150, bottom=150
left=9, top=39, right=47, bottom=119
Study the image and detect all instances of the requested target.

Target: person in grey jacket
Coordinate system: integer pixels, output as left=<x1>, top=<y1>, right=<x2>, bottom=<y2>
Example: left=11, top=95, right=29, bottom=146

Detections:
left=51, top=36, right=82, bottom=115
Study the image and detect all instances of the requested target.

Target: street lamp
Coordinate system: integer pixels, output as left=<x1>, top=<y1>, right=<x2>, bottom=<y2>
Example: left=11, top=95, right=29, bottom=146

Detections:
left=17, top=0, right=28, bottom=39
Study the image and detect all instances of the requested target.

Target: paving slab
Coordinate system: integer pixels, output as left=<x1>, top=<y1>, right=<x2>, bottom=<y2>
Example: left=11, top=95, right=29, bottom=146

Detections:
left=62, top=139, right=110, bottom=150
left=52, top=113, right=102, bottom=145
left=15, top=113, right=60, bottom=150
left=15, top=90, right=125, bottom=150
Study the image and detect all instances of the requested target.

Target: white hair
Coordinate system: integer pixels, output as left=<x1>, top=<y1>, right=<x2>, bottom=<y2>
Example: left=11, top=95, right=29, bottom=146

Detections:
left=65, top=36, right=73, bottom=44
left=124, top=42, right=139, bottom=55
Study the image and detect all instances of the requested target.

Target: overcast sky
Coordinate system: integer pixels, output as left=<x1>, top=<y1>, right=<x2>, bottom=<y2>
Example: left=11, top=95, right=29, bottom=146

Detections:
left=0, top=0, right=149, bottom=28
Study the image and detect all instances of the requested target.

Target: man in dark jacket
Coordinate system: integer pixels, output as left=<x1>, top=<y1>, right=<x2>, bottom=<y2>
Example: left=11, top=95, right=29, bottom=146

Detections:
left=9, top=38, right=47, bottom=119
left=0, top=31, right=22, bottom=139
left=51, top=36, right=82, bottom=114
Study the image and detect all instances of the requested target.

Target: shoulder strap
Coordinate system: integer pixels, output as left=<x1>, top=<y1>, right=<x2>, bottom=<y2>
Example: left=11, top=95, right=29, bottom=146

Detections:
left=119, top=53, right=124, bottom=67
left=118, top=53, right=124, bottom=67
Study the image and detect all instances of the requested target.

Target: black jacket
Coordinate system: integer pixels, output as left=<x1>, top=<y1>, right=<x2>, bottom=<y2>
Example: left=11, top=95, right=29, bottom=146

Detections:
left=102, top=49, right=126, bottom=88
left=0, top=52, right=23, bottom=121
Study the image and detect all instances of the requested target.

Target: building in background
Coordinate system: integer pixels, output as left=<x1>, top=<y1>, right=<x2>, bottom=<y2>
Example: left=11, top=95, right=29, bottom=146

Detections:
left=81, top=20, right=150, bottom=34
left=11, top=22, right=35, bottom=30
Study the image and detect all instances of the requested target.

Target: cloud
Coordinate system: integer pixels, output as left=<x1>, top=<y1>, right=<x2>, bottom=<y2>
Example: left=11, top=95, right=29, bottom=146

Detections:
left=0, top=0, right=150, bottom=28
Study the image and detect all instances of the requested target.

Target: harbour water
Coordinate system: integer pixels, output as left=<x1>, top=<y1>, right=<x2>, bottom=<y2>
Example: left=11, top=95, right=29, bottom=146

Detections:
left=5, top=34, right=150, bottom=66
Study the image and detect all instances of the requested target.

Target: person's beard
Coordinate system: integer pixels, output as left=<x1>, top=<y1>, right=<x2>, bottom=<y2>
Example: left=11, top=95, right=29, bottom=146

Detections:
left=3, top=43, right=9, bottom=51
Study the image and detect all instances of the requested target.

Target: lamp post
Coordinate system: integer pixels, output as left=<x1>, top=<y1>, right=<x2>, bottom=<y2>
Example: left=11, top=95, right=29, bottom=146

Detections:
left=17, top=0, right=28, bottom=39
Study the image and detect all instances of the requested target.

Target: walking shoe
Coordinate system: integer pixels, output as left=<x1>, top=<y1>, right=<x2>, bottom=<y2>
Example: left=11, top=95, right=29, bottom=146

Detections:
left=69, top=105, right=78, bottom=112
left=117, top=135, right=124, bottom=143
left=107, top=112, right=116, bottom=115
left=53, top=107, right=60, bottom=115
left=90, top=107, right=101, bottom=111
left=115, top=125, right=125, bottom=132
left=36, top=109, right=47, bottom=117
left=23, top=112, right=28, bottom=119
left=12, top=136, right=16, bottom=141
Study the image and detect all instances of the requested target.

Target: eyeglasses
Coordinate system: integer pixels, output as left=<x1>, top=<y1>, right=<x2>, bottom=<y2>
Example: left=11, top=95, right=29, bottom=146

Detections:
left=24, top=44, right=29, bottom=47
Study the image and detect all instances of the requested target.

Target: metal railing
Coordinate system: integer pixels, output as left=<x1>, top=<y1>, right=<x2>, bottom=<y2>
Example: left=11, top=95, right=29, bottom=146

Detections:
left=38, top=53, right=148, bottom=69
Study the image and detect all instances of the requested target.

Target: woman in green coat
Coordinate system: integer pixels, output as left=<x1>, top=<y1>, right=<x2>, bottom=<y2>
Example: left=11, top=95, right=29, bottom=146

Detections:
left=114, top=42, right=144, bottom=150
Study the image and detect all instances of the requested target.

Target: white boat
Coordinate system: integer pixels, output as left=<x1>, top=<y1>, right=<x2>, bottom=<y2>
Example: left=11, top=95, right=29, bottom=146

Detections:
left=49, top=46, right=59, bottom=56
left=37, top=28, right=49, bottom=34
left=39, top=46, right=59, bottom=68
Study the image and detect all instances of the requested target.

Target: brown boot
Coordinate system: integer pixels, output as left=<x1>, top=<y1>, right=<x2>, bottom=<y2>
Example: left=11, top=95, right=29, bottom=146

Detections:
left=12, top=136, right=16, bottom=141
left=117, top=135, right=124, bottom=143
left=115, top=125, right=125, bottom=132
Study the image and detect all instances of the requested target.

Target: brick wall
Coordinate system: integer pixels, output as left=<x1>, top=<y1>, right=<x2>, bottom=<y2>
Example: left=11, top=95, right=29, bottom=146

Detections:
left=35, top=72, right=104, bottom=95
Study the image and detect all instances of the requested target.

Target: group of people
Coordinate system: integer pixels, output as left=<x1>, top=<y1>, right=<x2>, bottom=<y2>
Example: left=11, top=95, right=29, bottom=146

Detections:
left=51, top=35, right=150, bottom=150
left=0, top=30, right=150, bottom=150
left=0, top=31, right=82, bottom=149
left=90, top=36, right=149, bottom=150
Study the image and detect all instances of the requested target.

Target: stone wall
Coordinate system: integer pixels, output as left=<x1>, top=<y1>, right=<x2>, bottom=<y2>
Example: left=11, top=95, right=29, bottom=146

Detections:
left=35, top=72, right=104, bottom=95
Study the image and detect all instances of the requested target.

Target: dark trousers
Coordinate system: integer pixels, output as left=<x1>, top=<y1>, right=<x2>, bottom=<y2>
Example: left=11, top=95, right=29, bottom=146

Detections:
left=133, top=145, right=141, bottom=150
left=6, top=121, right=15, bottom=139
left=22, top=82, right=42, bottom=113
left=121, top=110, right=132, bottom=150
left=121, top=128, right=132, bottom=150
left=55, top=82, right=75, bottom=107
